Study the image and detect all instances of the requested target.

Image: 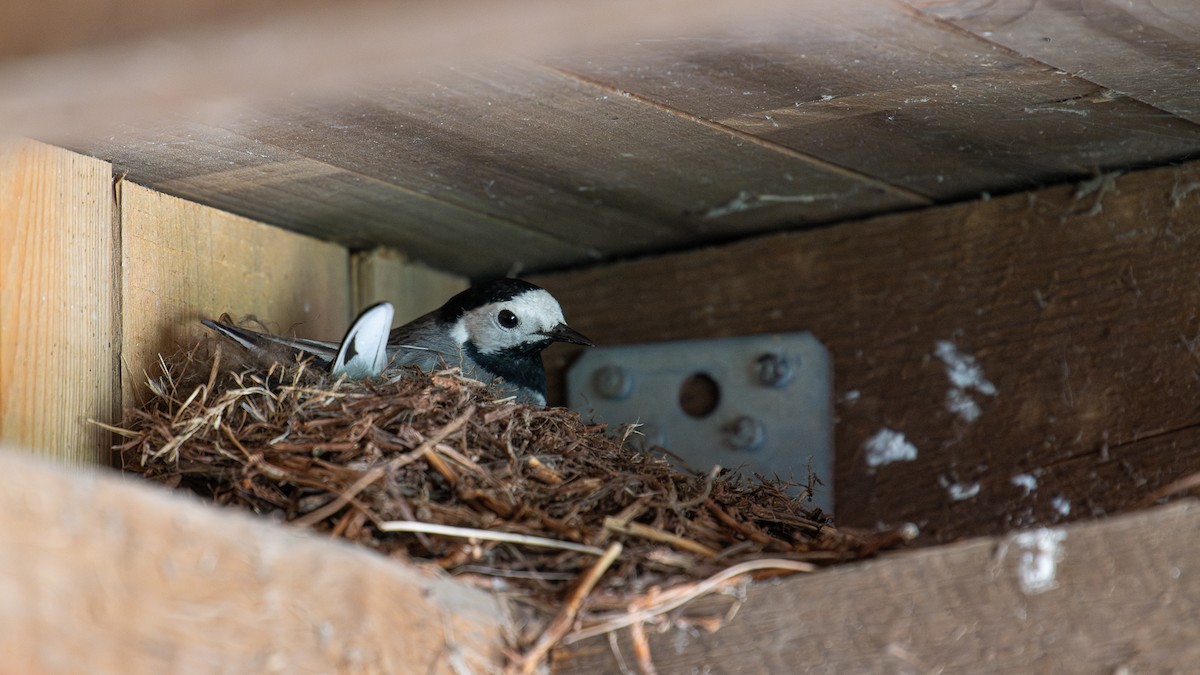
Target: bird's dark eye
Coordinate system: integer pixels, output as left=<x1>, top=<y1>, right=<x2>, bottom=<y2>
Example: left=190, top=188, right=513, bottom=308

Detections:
left=498, top=309, right=519, bottom=328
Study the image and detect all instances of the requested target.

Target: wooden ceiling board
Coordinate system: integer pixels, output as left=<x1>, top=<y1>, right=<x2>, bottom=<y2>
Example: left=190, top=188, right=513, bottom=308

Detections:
left=555, top=0, right=1200, bottom=201
left=17, top=0, right=1200, bottom=277
left=90, top=123, right=596, bottom=276
left=78, top=64, right=921, bottom=277
left=907, top=0, right=1200, bottom=124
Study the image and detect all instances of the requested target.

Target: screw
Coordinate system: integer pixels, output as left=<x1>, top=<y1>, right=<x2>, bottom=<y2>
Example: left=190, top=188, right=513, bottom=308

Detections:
left=593, top=365, right=633, bottom=400
left=755, top=353, right=794, bottom=387
left=723, top=415, right=766, bottom=452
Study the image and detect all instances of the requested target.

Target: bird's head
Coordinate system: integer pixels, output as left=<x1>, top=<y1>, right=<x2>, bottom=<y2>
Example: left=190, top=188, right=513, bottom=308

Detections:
left=442, top=279, right=593, bottom=356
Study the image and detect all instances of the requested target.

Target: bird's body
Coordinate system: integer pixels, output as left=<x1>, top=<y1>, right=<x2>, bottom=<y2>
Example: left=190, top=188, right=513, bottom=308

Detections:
left=202, top=279, right=592, bottom=406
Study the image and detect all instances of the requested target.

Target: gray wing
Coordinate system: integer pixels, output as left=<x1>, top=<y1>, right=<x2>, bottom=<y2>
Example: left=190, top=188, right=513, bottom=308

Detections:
left=386, top=313, right=467, bottom=372
left=201, top=319, right=341, bottom=370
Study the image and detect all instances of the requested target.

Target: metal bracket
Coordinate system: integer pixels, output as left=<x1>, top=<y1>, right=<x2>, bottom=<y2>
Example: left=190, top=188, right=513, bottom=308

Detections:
left=566, top=333, right=833, bottom=513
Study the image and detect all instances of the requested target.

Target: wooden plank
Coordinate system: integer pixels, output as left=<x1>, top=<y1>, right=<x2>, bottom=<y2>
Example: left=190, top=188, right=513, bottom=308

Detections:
left=907, top=0, right=1200, bottom=124
left=553, top=0, right=1200, bottom=201
left=120, top=181, right=351, bottom=406
left=533, top=161, right=1200, bottom=544
left=68, top=61, right=923, bottom=278
left=0, top=447, right=507, bottom=673
left=0, top=139, right=117, bottom=465
left=0, top=0, right=819, bottom=137
left=555, top=502, right=1200, bottom=673
left=80, top=121, right=600, bottom=279
left=351, top=247, right=469, bottom=323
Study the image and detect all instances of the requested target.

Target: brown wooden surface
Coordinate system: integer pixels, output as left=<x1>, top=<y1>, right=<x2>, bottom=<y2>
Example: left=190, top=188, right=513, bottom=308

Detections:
left=554, top=0, right=1200, bottom=202
left=4, top=0, right=1192, bottom=279
left=0, top=447, right=507, bottom=674
left=69, top=59, right=921, bottom=278
left=120, top=181, right=351, bottom=407
left=554, top=501, right=1200, bottom=674
left=0, top=139, right=118, bottom=465
left=534, top=160, right=1200, bottom=544
left=908, top=0, right=1200, bottom=124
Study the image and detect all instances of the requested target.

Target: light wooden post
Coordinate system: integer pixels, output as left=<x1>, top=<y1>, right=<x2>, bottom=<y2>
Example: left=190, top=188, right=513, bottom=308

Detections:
left=120, top=181, right=353, bottom=406
left=352, top=247, right=468, bottom=324
left=0, top=139, right=117, bottom=465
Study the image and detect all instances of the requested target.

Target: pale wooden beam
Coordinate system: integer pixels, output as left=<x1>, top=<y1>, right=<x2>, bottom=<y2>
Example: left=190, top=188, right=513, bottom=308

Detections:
left=556, top=501, right=1200, bottom=673
left=0, top=448, right=508, bottom=673
left=351, top=247, right=469, bottom=325
left=120, top=181, right=352, bottom=406
left=0, top=139, right=117, bottom=465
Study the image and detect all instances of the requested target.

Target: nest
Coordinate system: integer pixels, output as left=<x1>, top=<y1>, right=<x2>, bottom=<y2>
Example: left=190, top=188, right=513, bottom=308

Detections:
left=116, top=340, right=912, bottom=672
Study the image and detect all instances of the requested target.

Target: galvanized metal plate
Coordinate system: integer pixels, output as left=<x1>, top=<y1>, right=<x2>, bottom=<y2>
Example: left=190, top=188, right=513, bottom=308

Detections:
left=567, top=333, right=833, bottom=512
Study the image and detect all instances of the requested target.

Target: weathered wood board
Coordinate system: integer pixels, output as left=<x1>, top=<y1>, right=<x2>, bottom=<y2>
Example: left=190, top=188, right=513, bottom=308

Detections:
left=120, top=181, right=351, bottom=407
left=71, top=57, right=923, bottom=278
left=555, top=502, right=1200, bottom=674
left=534, top=161, right=1200, bottom=543
left=0, top=139, right=118, bottom=465
left=554, top=0, right=1200, bottom=202
left=906, top=0, right=1200, bottom=124
left=0, top=447, right=507, bottom=674
left=17, top=0, right=1193, bottom=280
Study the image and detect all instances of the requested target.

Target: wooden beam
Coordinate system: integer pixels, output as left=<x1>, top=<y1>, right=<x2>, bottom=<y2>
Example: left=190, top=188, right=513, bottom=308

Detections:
left=905, top=0, right=1200, bottom=124
left=554, top=0, right=1200, bottom=200
left=0, top=0, right=809, bottom=138
left=554, top=501, right=1200, bottom=673
left=120, top=181, right=351, bottom=406
left=533, top=161, right=1200, bottom=543
left=0, top=139, right=117, bottom=465
left=68, top=57, right=925, bottom=278
left=0, top=447, right=507, bottom=673
left=351, top=247, right=469, bottom=323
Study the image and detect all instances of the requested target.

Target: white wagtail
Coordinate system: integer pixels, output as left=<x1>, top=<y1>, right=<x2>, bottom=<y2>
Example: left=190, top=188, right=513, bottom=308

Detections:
left=202, top=279, right=593, bottom=406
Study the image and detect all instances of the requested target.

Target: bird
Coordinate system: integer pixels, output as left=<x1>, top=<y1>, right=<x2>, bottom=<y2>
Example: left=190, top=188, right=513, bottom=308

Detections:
left=201, top=279, right=593, bottom=406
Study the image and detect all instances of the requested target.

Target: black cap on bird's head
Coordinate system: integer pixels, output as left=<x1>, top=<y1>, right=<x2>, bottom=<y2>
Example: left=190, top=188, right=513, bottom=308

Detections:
left=438, top=279, right=547, bottom=323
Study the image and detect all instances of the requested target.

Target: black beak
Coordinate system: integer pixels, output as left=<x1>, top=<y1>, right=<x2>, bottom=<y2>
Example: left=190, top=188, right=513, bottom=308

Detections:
left=543, top=323, right=594, bottom=347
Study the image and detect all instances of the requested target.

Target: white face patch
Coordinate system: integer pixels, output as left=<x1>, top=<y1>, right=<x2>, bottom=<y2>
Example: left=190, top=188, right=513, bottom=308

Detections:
left=452, top=289, right=567, bottom=354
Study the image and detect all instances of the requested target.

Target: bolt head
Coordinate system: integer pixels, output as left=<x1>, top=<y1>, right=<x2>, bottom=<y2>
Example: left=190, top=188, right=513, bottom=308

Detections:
left=724, top=415, right=766, bottom=452
left=592, top=365, right=633, bottom=400
left=755, top=353, right=794, bottom=387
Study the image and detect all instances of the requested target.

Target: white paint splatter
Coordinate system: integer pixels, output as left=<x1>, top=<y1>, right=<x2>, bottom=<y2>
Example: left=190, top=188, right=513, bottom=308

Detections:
left=947, top=481, right=981, bottom=501
left=934, top=341, right=997, bottom=422
left=1051, top=495, right=1072, bottom=517
left=843, top=390, right=861, bottom=403
left=1012, top=474, right=1038, bottom=495
left=935, top=341, right=997, bottom=394
left=945, top=388, right=982, bottom=422
left=864, top=429, right=918, bottom=468
left=1011, top=528, right=1067, bottom=594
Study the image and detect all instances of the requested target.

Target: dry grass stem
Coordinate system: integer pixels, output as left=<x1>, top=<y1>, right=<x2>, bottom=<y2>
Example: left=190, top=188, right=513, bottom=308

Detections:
left=114, top=339, right=912, bottom=672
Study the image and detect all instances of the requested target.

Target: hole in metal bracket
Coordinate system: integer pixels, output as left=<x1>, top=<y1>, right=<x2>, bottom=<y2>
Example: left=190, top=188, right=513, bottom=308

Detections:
left=679, top=372, right=720, bottom=418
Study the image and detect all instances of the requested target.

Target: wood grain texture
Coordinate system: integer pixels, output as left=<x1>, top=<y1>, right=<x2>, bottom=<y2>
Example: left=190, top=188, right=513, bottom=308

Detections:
left=72, top=59, right=921, bottom=279
left=534, top=161, right=1200, bottom=543
left=0, top=139, right=117, bottom=465
left=0, top=0, right=822, bottom=137
left=120, top=181, right=351, bottom=406
left=907, top=0, right=1200, bottom=124
left=0, top=447, right=507, bottom=674
left=555, top=502, right=1200, bottom=674
left=553, top=0, right=1200, bottom=201
left=351, top=247, right=468, bottom=324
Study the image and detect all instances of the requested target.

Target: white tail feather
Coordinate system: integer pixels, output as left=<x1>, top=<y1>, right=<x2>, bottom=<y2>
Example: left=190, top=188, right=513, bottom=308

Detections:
left=332, top=302, right=395, bottom=379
